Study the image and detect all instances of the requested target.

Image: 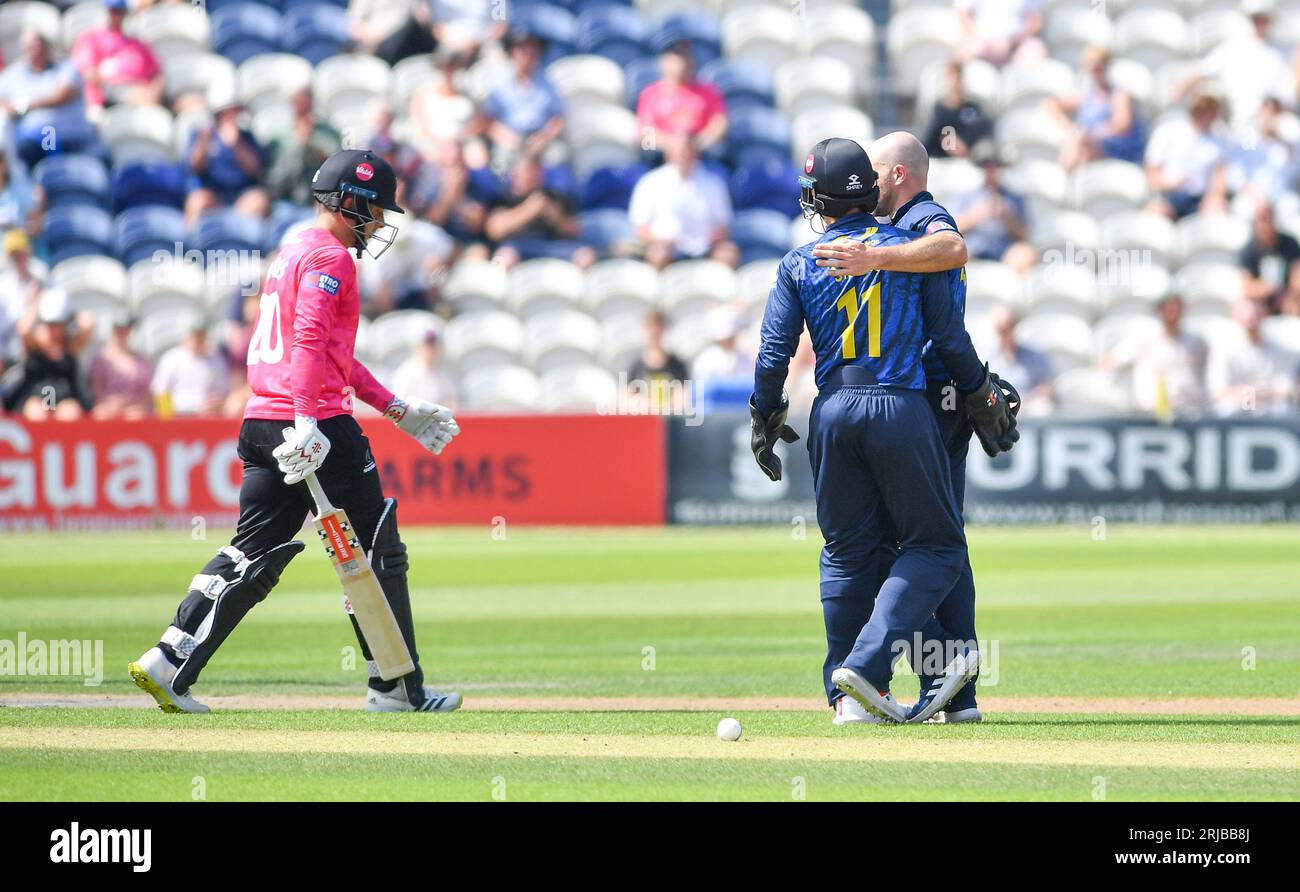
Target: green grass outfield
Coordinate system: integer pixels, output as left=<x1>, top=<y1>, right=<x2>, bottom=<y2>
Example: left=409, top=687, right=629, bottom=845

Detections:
left=1, top=525, right=1297, bottom=801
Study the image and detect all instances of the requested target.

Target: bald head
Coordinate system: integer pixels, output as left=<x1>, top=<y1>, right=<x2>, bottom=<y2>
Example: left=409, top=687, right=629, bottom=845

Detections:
left=868, top=131, right=930, bottom=216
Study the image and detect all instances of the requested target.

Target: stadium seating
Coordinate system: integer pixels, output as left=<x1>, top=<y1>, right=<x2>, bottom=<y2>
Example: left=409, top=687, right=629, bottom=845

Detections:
left=33, top=154, right=110, bottom=210
left=114, top=206, right=186, bottom=267
left=44, top=206, right=115, bottom=267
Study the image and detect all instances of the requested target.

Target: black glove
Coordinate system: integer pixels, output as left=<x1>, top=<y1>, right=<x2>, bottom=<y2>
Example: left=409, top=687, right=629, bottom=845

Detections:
left=991, top=372, right=1021, bottom=418
left=749, top=395, right=800, bottom=482
left=963, top=366, right=1019, bottom=458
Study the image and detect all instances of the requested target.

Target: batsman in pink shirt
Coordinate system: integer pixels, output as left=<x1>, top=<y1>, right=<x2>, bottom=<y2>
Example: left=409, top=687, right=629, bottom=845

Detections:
left=129, top=150, right=463, bottom=715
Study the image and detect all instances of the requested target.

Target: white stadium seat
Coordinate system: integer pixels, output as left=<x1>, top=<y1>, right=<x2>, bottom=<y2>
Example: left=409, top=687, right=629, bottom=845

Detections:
left=722, top=6, right=798, bottom=69
left=1044, top=7, right=1114, bottom=67
left=132, top=306, right=207, bottom=361
left=791, top=107, right=873, bottom=163
left=1015, top=313, right=1095, bottom=367
left=389, top=55, right=436, bottom=111
left=1028, top=209, right=1102, bottom=254
left=365, top=310, right=444, bottom=369
left=887, top=6, right=961, bottom=94
left=774, top=58, right=857, bottom=114
left=1093, top=312, right=1162, bottom=361
left=61, top=1, right=105, bottom=52
left=583, top=259, right=660, bottom=321
left=461, top=365, right=542, bottom=411
left=445, top=312, right=526, bottom=374
left=1115, top=8, right=1192, bottom=70
left=928, top=159, right=985, bottom=201
left=965, top=261, right=1028, bottom=312
left=565, top=104, right=639, bottom=177
left=736, top=258, right=780, bottom=308
left=996, top=108, right=1067, bottom=164
left=237, top=54, right=314, bottom=114
left=1003, top=159, right=1070, bottom=211
left=915, top=59, right=1000, bottom=120
left=1173, top=263, right=1245, bottom=315
left=1100, top=263, right=1172, bottom=314
left=1072, top=160, right=1150, bottom=218
left=1191, top=8, right=1253, bottom=54
left=1262, top=315, right=1300, bottom=358
left=796, top=5, right=875, bottom=79
left=540, top=365, right=618, bottom=412
left=0, top=2, right=59, bottom=63
left=599, top=312, right=651, bottom=374
left=547, top=55, right=626, bottom=106
left=658, top=260, right=738, bottom=320
left=1025, top=264, right=1100, bottom=316
left=101, top=105, right=176, bottom=166
left=508, top=259, right=588, bottom=320
left=127, top=257, right=206, bottom=317
left=125, top=3, right=210, bottom=63
left=313, top=54, right=392, bottom=131
left=1102, top=211, right=1179, bottom=268
left=1177, top=214, right=1251, bottom=266
left=164, top=53, right=235, bottom=106
left=524, top=310, right=602, bottom=375
left=444, top=260, right=510, bottom=315
left=1000, top=60, right=1076, bottom=114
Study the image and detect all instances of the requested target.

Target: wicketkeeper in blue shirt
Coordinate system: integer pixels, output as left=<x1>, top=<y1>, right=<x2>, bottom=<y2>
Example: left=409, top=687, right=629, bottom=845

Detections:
left=749, top=138, right=1019, bottom=723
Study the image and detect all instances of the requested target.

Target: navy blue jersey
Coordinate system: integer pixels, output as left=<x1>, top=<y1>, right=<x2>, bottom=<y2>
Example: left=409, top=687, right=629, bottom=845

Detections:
left=893, top=191, right=968, bottom=384
left=753, top=212, right=983, bottom=414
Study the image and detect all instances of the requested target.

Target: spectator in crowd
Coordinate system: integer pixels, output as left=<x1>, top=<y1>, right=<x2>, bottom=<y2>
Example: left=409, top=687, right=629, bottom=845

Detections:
left=432, top=0, right=505, bottom=55
left=955, top=0, right=1045, bottom=67
left=0, top=31, right=95, bottom=170
left=359, top=214, right=455, bottom=312
left=398, top=138, right=493, bottom=253
left=485, top=153, right=594, bottom=269
left=921, top=61, right=993, bottom=160
left=691, top=307, right=752, bottom=391
left=1241, top=201, right=1300, bottom=313
left=982, top=304, right=1054, bottom=412
left=184, top=93, right=270, bottom=226
left=950, top=157, right=1036, bottom=275
left=265, top=87, right=341, bottom=206
left=1208, top=298, right=1298, bottom=415
left=391, top=327, right=459, bottom=411
left=0, top=151, right=34, bottom=233
left=1176, top=0, right=1297, bottom=129
left=2, top=288, right=92, bottom=421
left=636, top=43, right=728, bottom=157
left=1102, top=295, right=1207, bottom=417
left=410, top=45, right=480, bottom=147
left=628, top=134, right=738, bottom=269
left=1227, top=97, right=1298, bottom=215
left=89, top=313, right=152, bottom=419
left=0, top=229, right=44, bottom=363
left=69, top=0, right=163, bottom=113
left=625, top=310, right=690, bottom=413
left=1144, top=93, right=1229, bottom=220
left=1045, top=45, right=1145, bottom=171
left=348, top=0, right=435, bottom=66
left=151, top=321, right=228, bottom=416
left=482, top=30, right=565, bottom=164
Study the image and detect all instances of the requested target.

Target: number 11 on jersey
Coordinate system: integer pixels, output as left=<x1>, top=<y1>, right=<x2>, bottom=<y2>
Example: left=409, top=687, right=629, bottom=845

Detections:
left=836, top=280, right=881, bottom=360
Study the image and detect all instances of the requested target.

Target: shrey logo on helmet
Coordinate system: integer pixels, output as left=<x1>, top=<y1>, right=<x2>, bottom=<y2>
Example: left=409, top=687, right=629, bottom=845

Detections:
left=355, top=163, right=375, bottom=182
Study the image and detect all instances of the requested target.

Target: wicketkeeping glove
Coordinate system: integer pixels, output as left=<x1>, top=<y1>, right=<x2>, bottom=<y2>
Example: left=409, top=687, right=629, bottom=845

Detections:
left=749, top=395, right=800, bottom=482
left=273, top=416, right=331, bottom=485
left=963, top=367, right=1020, bottom=458
left=991, top=372, right=1021, bottom=418
left=386, top=395, right=461, bottom=455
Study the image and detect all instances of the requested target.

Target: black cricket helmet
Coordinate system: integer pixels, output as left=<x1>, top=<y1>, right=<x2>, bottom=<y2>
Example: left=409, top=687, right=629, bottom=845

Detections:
left=798, top=137, right=879, bottom=222
left=312, top=149, right=403, bottom=259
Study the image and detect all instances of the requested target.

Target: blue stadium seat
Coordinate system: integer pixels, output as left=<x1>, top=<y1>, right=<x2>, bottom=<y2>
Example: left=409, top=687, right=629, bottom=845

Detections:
left=111, top=161, right=186, bottom=213
left=518, top=5, right=580, bottom=65
left=269, top=200, right=314, bottom=246
left=698, top=59, right=774, bottom=112
left=44, top=207, right=114, bottom=266
left=725, top=107, right=791, bottom=169
left=33, top=154, right=109, bottom=209
left=284, top=4, right=349, bottom=66
left=211, top=4, right=284, bottom=66
left=115, top=206, right=186, bottom=267
left=623, top=55, right=660, bottom=108
left=650, top=12, right=722, bottom=67
left=731, top=209, right=793, bottom=264
left=578, top=209, right=635, bottom=251
left=193, top=209, right=269, bottom=254
left=731, top=158, right=799, bottom=216
left=574, top=0, right=631, bottom=15
left=578, top=6, right=651, bottom=67
left=580, top=164, right=646, bottom=210
left=284, top=0, right=346, bottom=9
left=543, top=164, right=580, bottom=201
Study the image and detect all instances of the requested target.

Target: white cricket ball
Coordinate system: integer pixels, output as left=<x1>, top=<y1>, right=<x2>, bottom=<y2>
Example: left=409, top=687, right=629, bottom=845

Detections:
left=716, top=717, right=742, bottom=741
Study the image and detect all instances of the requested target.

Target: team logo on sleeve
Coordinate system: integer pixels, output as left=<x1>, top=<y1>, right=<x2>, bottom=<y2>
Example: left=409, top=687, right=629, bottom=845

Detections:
left=308, top=271, right=341, bottom=295
left=927, top=220, right=955, bottom=234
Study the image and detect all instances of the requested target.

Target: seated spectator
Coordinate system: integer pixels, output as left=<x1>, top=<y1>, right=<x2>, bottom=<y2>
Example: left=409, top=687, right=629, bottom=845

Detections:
left=0, top=31, right=95, bottom=170
left=982, top=305, right=1054, bottom=413
left=485, top=154, right=595, bottom=269
left=1144, top=94, right=1229, bottom=220
left=151, top=321, right=228, bottom=417
left=482, top=30, right=565, bottom=164
left=1207, top=299, right=1298, bottom=416
left=921, top=61, right=993, bottom=159
left=1045, top=46, right=1145, bottom=171
left=2, top=287, right=92, bottom=421
left=396, top=138, right=492, bottom=253
left=410, top=45, right=480, bottom=147
left=70, top=0, right=163, bottom=112
left=955, top=0, right=1045, bottom=67
left=1176, top=0, right=1297, bottom=130
left=1101, top=295, right=1207, bottom=418
left=0, top=151, right=34, bottom=233
left=432, top=0, right=505, bottom=55
left=628, top=134, right=738, bottom=269
left=0, top=229, right=44, bottom=363
left=950, top=157, right=1035, bottom=275
left=636, top=43, right=728, bottom=157
left=625, top=310, right=690, bottom=414
left=89, top=313, right=152, bottom=419
left=691, top=307, right=754, bottom=410
left=360, top=215, right=455, bottom=311
left=1228, top=97, right=1298, bottom=215
left=266, top=87, right=341, bottom=206
left=390, top=327, right=459, bottom=411
left=348, top=0, right=434, bottom=66
left=184, top=94, right=270, bottom=226
left=1241, top=201, right=1300, bottom=313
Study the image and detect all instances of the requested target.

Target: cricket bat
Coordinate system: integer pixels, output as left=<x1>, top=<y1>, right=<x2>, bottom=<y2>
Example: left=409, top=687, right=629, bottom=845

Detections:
left=304, top=471, right=415, bottom=680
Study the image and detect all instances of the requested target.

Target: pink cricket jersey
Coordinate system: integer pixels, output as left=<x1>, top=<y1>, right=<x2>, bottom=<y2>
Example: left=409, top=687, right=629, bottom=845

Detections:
left=244, top=227, right=394, bottom=421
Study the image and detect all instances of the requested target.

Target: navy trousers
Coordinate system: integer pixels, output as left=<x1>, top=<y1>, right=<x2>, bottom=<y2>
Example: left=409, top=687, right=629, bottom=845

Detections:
left=808, top=375, right=969, bottom=698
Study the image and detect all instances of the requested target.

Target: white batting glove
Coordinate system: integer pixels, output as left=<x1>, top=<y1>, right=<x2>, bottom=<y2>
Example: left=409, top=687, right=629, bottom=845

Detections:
left=272, top=416, right=331, bottom=485
left=385, top=395, right=460, bottom=455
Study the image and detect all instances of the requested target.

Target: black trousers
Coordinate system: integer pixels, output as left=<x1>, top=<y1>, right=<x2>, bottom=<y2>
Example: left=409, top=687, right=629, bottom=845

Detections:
left=233, top=415, right=388, bottom=559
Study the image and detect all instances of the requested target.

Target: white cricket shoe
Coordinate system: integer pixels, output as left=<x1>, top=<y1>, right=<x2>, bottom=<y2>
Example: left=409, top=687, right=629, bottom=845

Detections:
left=365, top=684, right=463, bottom=713
left=928, top=707, right=983, bottom=724
left=830, top=667, right=907, bottom=723
left=128, top=647, right=210, bottom=714
left=832, top=696, right=887, bottom=725
left=906, top=650, right=980, bottom=724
